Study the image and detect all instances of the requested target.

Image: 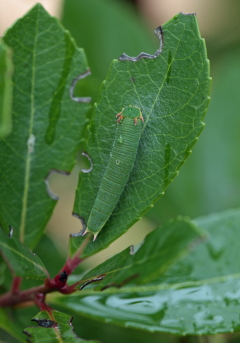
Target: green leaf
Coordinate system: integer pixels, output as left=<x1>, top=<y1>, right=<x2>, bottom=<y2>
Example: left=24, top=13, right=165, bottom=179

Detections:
left=0, top=4, right=90, bottom=248
left=0, top=227, right=47, bottom=278
left=0, top=40, right=13, bottom=138
left=146, top=44, right=240, bottom=224
left=61, top=0, right=158, bottom=102
left=24, top=310, right=99, bottom=343
left=0, top=308, right=25, bottom=342
left=80, top=218, right=205, bottom=289
left=49, top=209, right=240, bottom=335
left=51, top=313, right=179, bottom=343
left=70, top=12, right=211, bottom=257
left=34, top=234, right=66, bottom=278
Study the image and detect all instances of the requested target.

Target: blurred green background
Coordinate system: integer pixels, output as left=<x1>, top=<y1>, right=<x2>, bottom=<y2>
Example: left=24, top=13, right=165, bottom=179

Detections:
left=1, top=0, right=240, bottom=342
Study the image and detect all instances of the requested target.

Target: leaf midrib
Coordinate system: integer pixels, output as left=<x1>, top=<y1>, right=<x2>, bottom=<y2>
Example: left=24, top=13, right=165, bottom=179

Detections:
left=19, top=9, right=39, bottom=243
left=52, top=273, right=240, bottom=297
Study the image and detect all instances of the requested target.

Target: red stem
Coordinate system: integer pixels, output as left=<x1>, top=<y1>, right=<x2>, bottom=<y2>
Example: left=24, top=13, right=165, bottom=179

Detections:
left=0, top=235, right=91, bottom=308
left=0, top=284, right=48, bottom=307
left=34, top=293, right=53, bottom=313
left=11, top=276, right=22, bottom=294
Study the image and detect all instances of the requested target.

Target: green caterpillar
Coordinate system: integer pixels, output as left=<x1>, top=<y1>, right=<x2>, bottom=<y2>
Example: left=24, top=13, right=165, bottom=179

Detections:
left=84, top=105, right=144, bottom=240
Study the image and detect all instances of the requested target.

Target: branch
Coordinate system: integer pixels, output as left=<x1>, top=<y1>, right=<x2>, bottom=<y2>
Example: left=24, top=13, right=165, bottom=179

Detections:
left=0, top=235, right=92, bottom=308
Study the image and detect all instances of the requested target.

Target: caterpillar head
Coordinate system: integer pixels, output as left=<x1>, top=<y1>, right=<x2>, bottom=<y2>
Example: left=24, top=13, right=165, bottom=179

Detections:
left=116, top=105, right=144, bottom=125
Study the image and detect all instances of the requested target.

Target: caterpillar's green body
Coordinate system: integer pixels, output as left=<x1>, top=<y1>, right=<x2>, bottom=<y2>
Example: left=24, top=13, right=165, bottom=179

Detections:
left=85, top=105, right=144, bottom=240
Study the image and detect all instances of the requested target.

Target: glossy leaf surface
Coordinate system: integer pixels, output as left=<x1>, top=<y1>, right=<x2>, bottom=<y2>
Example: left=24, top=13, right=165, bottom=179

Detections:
left=70, top=12, right=211, bottom=257
left=0, top=40, right=13, bottom=138
left=24, top=310, right=99, bottom=343
left=0, top=4, right=90, bottom=248
left=50, top=209, right=240, bottom=335
left=0, top=227, right=47, bottom=278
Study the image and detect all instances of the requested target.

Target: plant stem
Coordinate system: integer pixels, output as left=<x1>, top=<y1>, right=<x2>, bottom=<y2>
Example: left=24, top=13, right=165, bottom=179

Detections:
left=0, top=284, right=48, bottom=307
left=11, top=276, right=22, bottom=294
left=0, top=235, right=92, bottom=308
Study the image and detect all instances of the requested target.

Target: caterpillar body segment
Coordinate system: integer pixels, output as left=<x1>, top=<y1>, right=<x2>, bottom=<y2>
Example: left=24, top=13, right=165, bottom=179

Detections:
left=85, top=105, right=144, bottom=240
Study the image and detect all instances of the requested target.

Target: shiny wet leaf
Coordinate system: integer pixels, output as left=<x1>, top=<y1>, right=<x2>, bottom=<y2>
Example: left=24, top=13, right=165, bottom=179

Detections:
left=50, top=209, right=240, bottom=335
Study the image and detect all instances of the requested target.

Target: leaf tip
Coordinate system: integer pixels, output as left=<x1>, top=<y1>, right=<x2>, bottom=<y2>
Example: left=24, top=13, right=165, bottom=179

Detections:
left=93, top=232, right=99, bottom=241
left=179, top=11, right=196, bottom=16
